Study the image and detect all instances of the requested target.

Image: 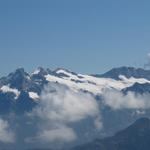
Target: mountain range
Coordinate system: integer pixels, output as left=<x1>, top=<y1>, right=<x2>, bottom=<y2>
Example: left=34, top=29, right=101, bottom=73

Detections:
left=1, top=66, right=150, bottom=105
left=0, top=66, right=150, bottom=149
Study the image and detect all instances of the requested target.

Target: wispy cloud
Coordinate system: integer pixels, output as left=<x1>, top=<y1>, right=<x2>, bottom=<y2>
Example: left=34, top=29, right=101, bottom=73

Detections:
left=26, top=125, right=76, bottom=143
left=0, top=118, right=15, bottom=143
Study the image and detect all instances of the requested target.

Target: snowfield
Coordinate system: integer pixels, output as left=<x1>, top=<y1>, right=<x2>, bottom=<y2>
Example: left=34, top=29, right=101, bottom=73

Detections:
left=45, top=69, right=150, bottom=95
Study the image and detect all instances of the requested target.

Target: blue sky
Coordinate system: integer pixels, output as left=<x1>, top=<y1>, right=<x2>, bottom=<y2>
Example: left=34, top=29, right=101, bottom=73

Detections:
left=0, top=0, right=150, bottom=75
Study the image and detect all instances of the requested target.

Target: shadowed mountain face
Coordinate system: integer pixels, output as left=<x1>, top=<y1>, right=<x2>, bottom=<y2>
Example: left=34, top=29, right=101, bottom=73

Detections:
left=95, top=67, right=150, bottom=80
left=123, top=82, right=150, bottom=94
left=72, top=118, right=150, bottom=150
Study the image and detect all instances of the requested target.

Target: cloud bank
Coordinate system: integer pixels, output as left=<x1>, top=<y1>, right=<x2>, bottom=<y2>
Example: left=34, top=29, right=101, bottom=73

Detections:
left=26, top=83, right=150, bottom=144
left=27, top=83, right=102, bottom=143
left=103, top=89, right=150, bottom=110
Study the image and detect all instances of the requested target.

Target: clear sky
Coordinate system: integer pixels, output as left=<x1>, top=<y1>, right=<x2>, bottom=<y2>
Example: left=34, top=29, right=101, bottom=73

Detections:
left=0, top=0, right=150, bottom=76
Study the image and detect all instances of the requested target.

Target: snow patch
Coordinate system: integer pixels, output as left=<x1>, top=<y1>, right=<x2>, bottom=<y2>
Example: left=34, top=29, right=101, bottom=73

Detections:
left=29, top=92, right=39, bottom=100
left=32, top=69, right=40, bottom=75
left=0, top=85, right=20, bottom=99
left=119, top=75, right=150, bottom=85
left=45, top=74, right=150, bottom=95
left=56, top=69, right=79, bottom=80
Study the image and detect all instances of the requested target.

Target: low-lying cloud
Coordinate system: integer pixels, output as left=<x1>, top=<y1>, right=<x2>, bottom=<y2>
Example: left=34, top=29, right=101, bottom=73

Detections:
left=103, top=89, right=150, bottom=110
left=27, top=83, right=102, bottom=143
left=26, top=125, right=76, bottom=143
left=24, top=81, right=150, bottom=144
left=0, top=118, right=15, bottom=143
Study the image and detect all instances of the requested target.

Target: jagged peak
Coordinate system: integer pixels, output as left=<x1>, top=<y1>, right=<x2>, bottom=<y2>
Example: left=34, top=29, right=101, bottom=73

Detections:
left=53, top=67, right=78, bottom=76
left=31, top=67, right=50, bottom=76
left=8, top=67, right=29, bottom=78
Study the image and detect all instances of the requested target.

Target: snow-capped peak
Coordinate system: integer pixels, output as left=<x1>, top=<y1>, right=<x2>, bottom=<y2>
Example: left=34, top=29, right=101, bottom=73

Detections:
left=1, top=66, right=150, bottom=101
left=31, top=67, right=50, bottom=77
left=45, top=70, right=150, bottom=95
left=32, top=69, right=40, bottom=75
left=55, top=68, right=80, bottom=80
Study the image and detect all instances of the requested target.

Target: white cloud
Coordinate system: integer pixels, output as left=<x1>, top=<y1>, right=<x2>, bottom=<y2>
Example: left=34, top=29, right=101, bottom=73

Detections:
left=94, top=117, right=103, bottom=129
left=26, top=125, right=76, bottom=143
left=103, top=89, right=150, bottom=109
left=0, top=118, right=15, bottom=143
left=27, top=83, right=102, bottom=143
